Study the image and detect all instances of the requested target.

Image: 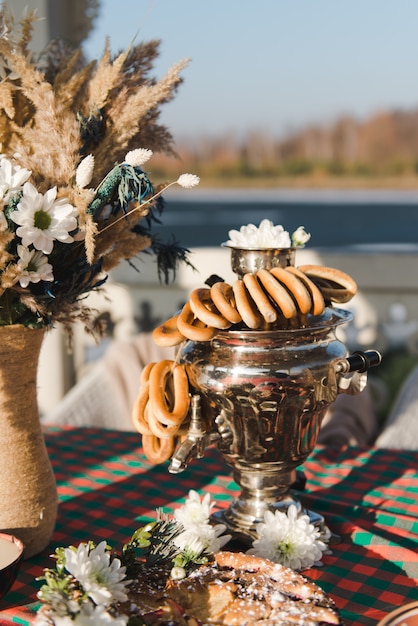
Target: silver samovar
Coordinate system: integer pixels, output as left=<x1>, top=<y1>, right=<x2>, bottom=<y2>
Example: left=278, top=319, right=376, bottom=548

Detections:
left=168, top=247, right=380, bottom=544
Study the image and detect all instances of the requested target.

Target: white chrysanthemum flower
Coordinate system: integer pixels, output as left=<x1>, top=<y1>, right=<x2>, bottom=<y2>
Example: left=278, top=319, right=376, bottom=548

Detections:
left=174, top=490, right=213, bottom=529
left=247, top=505, right=327, bottom=570
left=0, top=157, right=31, bottom=203
left=36, top=603, right=128, bottom=626
left=174, top=522, right=231, bottom=556
left=124, top=148, right=153, bottom=167
left=174, top=531, right=206, bottom=557
left=37, top=590, right=80, bottom=620
left=225, top=219, right=292, bottom=249
left=176, top=173, right=200, bottom=189
left=292, top=226, right=311, bottom=248
left=34, top=609, right=76, bottom=626
left=76, top=155, right=95, bottom=189
left=64, top=541, right=129, bottom=607
left=10, top=182, right=78, bottom=254
left=72, top=604, right=128, bottom=626
left=16, top=245, right=54, bottom=288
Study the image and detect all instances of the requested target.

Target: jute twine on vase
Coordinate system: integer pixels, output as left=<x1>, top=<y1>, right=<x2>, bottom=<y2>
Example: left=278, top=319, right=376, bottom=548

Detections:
left=0, top=324, right=58, bottom=559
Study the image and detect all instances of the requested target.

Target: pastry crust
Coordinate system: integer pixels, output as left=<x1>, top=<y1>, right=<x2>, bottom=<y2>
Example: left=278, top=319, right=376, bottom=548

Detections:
left=124, top=551, right=342, bottom=625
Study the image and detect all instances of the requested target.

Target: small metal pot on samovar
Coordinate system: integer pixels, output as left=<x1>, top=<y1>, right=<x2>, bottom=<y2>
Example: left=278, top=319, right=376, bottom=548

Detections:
left=167, top=242, right=381, bottom=545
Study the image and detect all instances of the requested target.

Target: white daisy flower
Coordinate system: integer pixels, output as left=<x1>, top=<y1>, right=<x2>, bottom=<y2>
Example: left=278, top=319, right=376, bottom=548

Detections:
left=72, top=604, right=128, bottom=626
left=0, top=157, right=31, bottom=203
left=173, top=530, right=206, bottom=557
left=10, top=182, right=78, bottom=255
left=174, top=491, right=231, bottom=557
left=35, top=610, right=79, bottom=626
left=247, top=505, right=327, bottom=571
left=176, top=173, right=200, bottom=189
left=174, top=490, right=213, bottom=529
left=64, top=541, right=129, bottom=607
left=225, top=219, right=292, bottom=249
left=174, top=522, right=231, bottom=556
left=36, top=603, right=128, bottom=626
left=16, top=245, right=54, bottom=288
left=124, top=148, right=153, bottom=167
left=76, top=155, right=95, bottom=189
left=292, top=226, right=311, bottom=248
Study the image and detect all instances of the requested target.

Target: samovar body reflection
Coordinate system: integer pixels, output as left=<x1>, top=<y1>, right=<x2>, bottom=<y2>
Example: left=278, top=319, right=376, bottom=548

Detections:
left=168, top=246, right=380, bottom=543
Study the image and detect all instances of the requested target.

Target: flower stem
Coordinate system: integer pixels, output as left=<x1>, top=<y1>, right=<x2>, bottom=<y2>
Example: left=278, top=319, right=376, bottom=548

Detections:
left=96, top=182, right=176, bottom=236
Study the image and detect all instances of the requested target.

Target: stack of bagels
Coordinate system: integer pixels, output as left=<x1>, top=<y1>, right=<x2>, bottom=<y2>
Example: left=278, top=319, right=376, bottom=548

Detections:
left=133, top=264, right=358, bottom=464
left=151, top=264, right=357, bottom=347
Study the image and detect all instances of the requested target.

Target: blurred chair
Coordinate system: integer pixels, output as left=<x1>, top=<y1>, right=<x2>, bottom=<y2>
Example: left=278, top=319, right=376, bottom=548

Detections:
left=43, top=333, right=174, bottom=430
left=374, top=364, right=418, bottom=449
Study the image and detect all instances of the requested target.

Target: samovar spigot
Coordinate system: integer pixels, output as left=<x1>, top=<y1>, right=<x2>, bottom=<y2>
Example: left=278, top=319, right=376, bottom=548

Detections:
left=168, top=395, right=224, bottom=474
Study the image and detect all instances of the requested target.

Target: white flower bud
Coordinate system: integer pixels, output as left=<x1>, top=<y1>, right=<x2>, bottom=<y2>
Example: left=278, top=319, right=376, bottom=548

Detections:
left=76, top=155, right=95, bottom=189
left=170, top=566, right=187, bottom=580
left=292, top=226, right=311, bottom=248
left=124, top=148, right=153, bottom=167
left=177, top=173, right=200, bottom=189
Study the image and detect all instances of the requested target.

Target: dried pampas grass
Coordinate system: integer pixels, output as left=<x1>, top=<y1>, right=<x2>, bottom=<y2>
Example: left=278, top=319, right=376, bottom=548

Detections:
left=0, top=8, right=194, bottom=330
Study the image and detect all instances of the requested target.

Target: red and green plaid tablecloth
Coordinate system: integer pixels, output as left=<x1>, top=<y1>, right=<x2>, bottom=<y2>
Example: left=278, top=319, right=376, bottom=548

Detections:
left=0, top=427, right=417, bottom=625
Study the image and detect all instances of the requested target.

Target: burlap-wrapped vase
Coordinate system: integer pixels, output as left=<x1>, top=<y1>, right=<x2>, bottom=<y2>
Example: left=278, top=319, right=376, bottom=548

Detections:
left=0, top=325, right=58, bottom=558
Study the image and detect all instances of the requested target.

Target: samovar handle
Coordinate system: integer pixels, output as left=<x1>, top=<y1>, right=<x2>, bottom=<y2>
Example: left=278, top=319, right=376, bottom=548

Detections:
left=336, top=350, right=382, bottom=374
left=315, top=349, right=381, bottom=403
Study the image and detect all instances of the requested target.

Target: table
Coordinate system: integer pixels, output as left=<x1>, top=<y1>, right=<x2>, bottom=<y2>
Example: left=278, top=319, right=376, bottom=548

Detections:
left=0, top=427, right=417, bottom=625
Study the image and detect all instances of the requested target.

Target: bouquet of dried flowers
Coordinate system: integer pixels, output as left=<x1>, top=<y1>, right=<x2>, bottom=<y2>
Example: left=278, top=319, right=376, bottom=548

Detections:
left=0, top=8, right=198, bottom=333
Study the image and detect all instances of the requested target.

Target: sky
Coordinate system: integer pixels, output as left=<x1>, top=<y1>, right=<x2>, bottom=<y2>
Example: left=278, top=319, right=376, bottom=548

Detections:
left=83, top=1, right=418, bottom=142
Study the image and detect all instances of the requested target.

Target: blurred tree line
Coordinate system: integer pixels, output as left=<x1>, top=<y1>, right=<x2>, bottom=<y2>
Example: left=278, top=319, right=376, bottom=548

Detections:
left=153, top=108, right=418, bottom=186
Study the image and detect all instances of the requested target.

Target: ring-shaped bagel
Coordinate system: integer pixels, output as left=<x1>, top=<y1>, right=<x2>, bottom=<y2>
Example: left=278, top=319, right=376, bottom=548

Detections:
left=232, top=279, right=264, bottom=329
left=152, top=314, right=185, bottom=347
left=256, top=269, right=298, bottom=319
left=269, top=266, right=313, bottom=315
left=140, top=362, right=156, bottom=385
left=285, top=267, right=325, bottom=316
left=243, top=273, right=278, bottom=324
left=148, top=359, right=190, bottom=427
left=297, top=264, right=358, bottom=303
left=189, top=288, right=232, bottom=329
left=146, top=406, right=183, bottom=438
left=177, top=302, right=218, bottom=342
left=132, top=381, right=154, bottom=436
left=210, top=281, right=242, bottom=324
left=142, top=434, right=176, bottom=464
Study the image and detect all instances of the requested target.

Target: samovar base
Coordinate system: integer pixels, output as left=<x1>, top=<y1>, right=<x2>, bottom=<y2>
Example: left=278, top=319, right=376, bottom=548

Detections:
left=211, top=491, right=339, bottom=548
left=211, top=466, right=339, bottom=547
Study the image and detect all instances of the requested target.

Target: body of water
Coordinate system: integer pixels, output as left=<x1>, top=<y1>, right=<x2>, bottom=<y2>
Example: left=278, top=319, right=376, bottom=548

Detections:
left=153, top=188, right=418, bottom=250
